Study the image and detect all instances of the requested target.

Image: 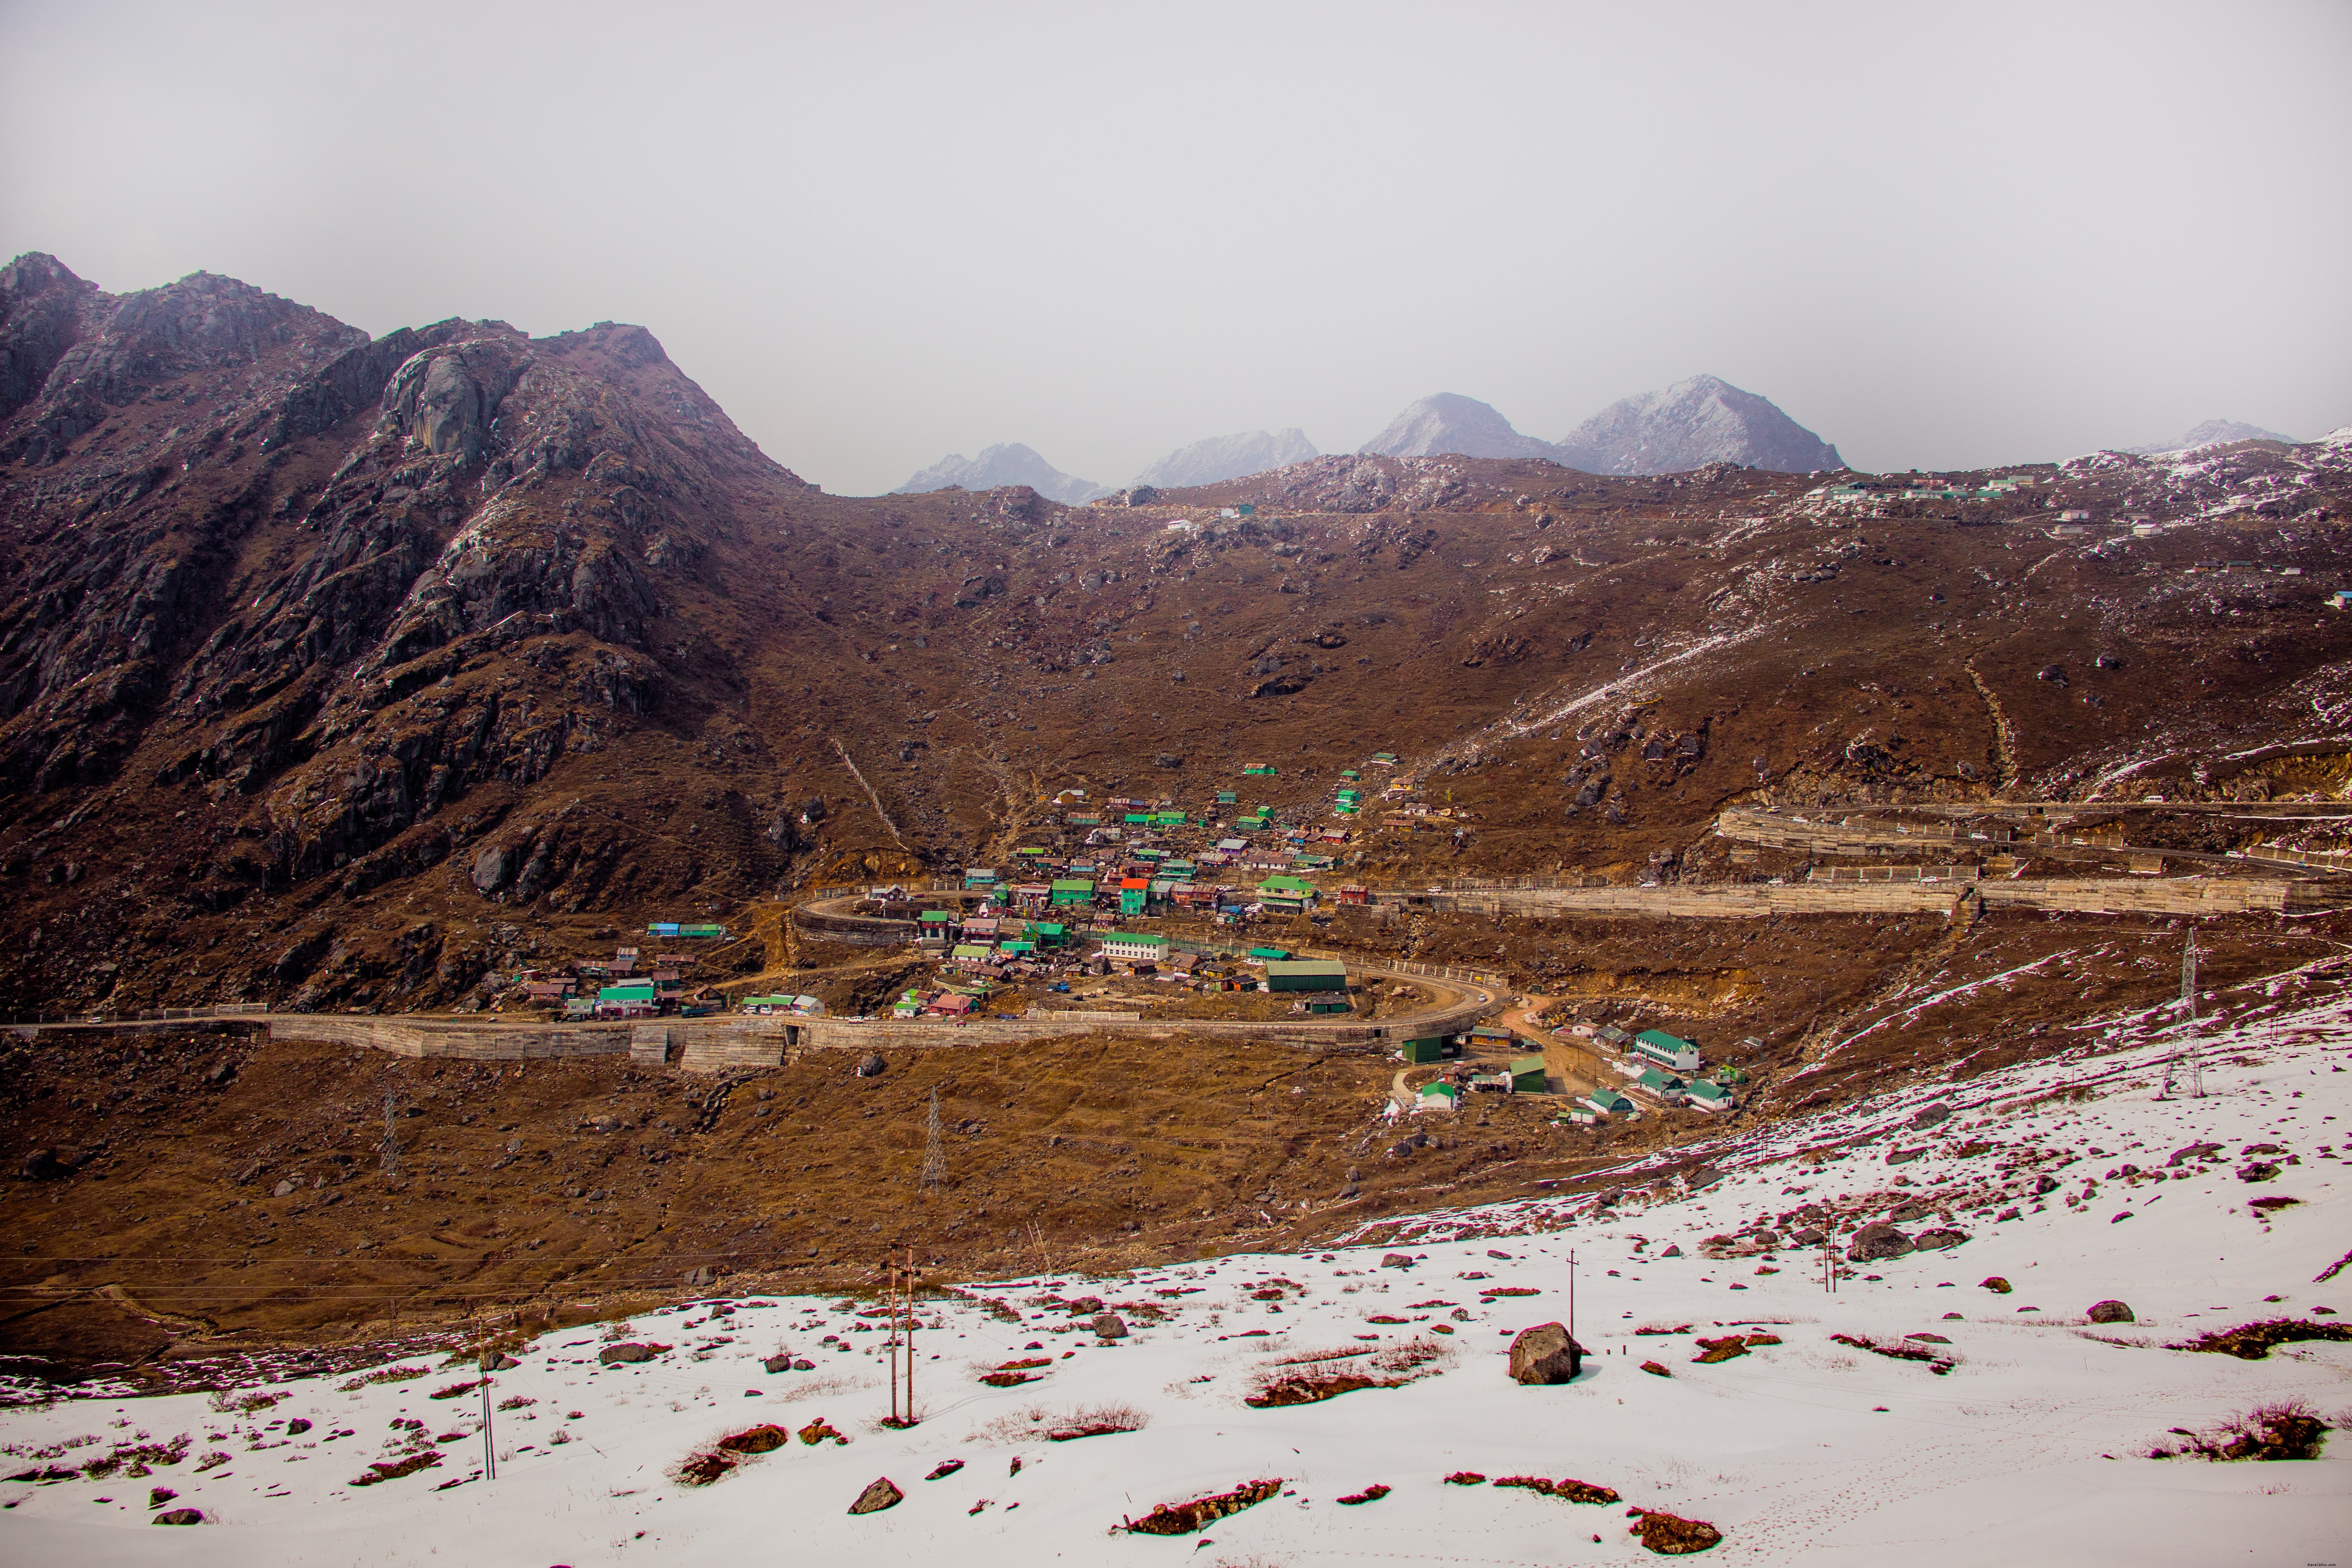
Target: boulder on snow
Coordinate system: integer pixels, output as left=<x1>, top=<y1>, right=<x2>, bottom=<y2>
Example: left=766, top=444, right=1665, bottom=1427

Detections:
left=1847, top=1222, right=1915, bottom=1262
left=1908, top=1102, right=1954, bottom=1129
left=1632, top=1509, right=1723, bottom=1554
left=2237, top=1161, right=2280, bottom=1183
left=848, top=1475, right=904, bottom=1514
left=1912, top=1228, right=1971, bottom=1251
left=1507, top=1322, right=1584, bottom=1385
left=1381, top=1252, right=1415, bottom=1269
left=599, top=1342, right=662, bottom=1365
left=1092, top=1313, right=1129, bottom=1339
left=153, top=1508, right=206, bottom=1525
left=2087, top=1300, right=2135, bottom=1324
left=1980, top=1276, right=2012, bottom=1294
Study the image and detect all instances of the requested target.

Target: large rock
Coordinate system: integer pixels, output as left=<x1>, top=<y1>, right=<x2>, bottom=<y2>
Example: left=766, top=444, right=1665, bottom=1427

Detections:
left=18, top=1148, right=67, bottom=1181
left=1847, top=1222, right=1915, bottom=1262
left=1908, top=1101, right=1954, bottom=1129
left=1507, top=1322, right=1584, bottom=1385
left=598, top=1342, right=661, bottom=1365
left=153, top=1508, right=206, bottom=1526
left=1911, top=1228, right=1971, bottom=1251
left=855, top=1053, right=887, bottom=1078
left=2087, top=1300, right=2135, bottom=1324
left=848, top=1475, right=904, bottom=1515
left=1091, top=1313, right=1129, bottom=1340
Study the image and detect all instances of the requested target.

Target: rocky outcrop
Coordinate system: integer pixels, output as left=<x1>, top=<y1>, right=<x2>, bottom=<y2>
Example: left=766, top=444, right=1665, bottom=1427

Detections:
left=1555, top=375, right=1842, bottom=475
left=1508, top=1322, right=1583, bottom=1384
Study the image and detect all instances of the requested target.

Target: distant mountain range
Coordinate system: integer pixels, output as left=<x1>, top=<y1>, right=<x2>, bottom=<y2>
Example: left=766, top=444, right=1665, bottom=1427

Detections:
left=891, top=443, right=1106, bottom=505
left=1358, top=376, right=1842, bottom=474
left=1132, top=428, right=1318, bottom=489
left=2120, top=419, right=2298, bottom=455
left=893, top=377, right=1840, bottom=502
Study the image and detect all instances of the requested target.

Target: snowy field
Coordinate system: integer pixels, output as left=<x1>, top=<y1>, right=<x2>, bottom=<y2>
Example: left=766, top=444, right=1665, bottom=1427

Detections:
left=4, top=983, right=2348, bottom=1566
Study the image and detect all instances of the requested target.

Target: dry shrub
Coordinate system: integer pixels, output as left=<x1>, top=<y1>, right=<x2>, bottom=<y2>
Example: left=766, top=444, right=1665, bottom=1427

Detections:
left=338, top=1364, right=429, bottom=1392
left=1830, top=1332, right=1955, bottom=1376
left=208, top=1388, right=290, bottom=1414
left=1336, top=1483, right=1390, bottom=1504
left=350, top=1452, right=442, bottom=1486
left=1634, top=1323, right=1693, bottom=1337
left=1445, top=1471, right=1486, bottom=1485
left=1247, top=1340, right=1445, bottom=1406
left=978, top=1403, right=1149, bottom=1444
left=1495, top=1474, right=1620, bottom=1505
left=675, top=1449, right=738, bottom=1486
left=2169, top=1319, right=2352, bottom=1361
left=1631, top=1509, right=1723, bottom=1554
left=2149, top=1400, right=2330, bottom=1462
left=1121, top=1478, right=1283, bottom=1535
left=980, top=1372, right=1044, bottom=1388
left=428, top=1379, right=485, bottom=1401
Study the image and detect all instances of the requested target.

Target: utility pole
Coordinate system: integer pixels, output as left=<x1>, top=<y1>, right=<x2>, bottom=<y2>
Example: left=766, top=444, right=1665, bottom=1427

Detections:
left=886, top=1260, right=900, bottom=1425
left=920, top=1089, right=946, bottom=1197
left=1566, top=1249, right=1576, bottom=1343
left=2162, top=929, right=2205, bottom=1100
left=379, top=1092, right=402, bottom=1182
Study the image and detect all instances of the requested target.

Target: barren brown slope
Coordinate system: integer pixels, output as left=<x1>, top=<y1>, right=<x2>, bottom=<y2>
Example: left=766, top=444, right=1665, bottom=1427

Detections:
left=2, top=255, right=2350, bottom=1023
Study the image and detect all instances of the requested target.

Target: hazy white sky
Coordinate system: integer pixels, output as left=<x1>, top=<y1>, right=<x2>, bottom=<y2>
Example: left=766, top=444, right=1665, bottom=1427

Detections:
left=4, top=1, right=2348, bottom=492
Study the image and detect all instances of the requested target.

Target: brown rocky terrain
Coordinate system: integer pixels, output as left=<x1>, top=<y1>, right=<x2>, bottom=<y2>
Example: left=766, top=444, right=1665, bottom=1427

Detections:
left=5, top=251, right=2350, bottom=1380
left=3, top=252, right=2348, bottom=1017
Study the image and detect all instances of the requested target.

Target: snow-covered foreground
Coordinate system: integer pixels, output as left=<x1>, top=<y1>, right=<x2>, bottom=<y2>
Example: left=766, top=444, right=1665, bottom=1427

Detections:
left=5, top=1000, right=2348, bottom=1565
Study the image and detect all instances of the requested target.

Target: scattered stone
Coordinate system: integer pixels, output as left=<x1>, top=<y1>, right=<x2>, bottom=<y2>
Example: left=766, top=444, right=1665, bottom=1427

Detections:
left=1981, top=1276, right=2012, bottom=1294
left=598, top=1343, right=664, bottom=1366
left=2237, top=1161, right=2281, bottom=1183
left=2168, top=1142, right=2223, bottom=1167
left=1508, top=1323, right=1584, bottom=1385
left=848, top=1476, right=904, bottom=1514
left=717, top=1424, right=789, bottom=1455
left=797, top=1418, right=846, bottom=1445
left=480, top=1352, right=519, bottom=1371
left=1640, top=1360, right=1671, bottom=1377
left=284, top=1419, right=311, bottom=1436
left=153, top=1507, right=206, bottom=1526
left=1381, top=1252, right=1415, bottom=1269
left=1445, top=1471, right=1487, bottom=1485
left=18, top=1148, right=67, bottom=1181
left=1091, top=1313, right=1128, bottom=1339
left=1909, top=1102, right=1954, bottom=1129
left=1912, top=1228, right=1971, bottom=1251
left=2088, top=1301, right=2135, bottom=1324
left=761, top=1354, right=794, bottom=1374
left=926, top=1459, right=965, bottom=1480
left=1847, top=1222, right=1915, bottom=1262
left=1660, top=1244, right=1683, bottom=1258
left=148, top=1487, right=177, bottom=1508
left=1336, top=1483, right=1391, bottom=1504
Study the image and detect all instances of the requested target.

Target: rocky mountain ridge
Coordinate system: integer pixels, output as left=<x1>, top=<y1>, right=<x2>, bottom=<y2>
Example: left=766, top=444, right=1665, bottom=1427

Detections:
left=892, top=442, right=1105, bottom=505
left=1357, top=377, right=1842, bottom=474
left=4, top=251, right=2351, bottom=1020
left=1132, top=427, right=1318, bottom=489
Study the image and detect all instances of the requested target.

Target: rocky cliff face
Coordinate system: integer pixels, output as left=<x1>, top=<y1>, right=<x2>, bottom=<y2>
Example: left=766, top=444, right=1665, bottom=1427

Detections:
left=1132, top=428, right=1318, bottom=488
left=892, top=442, right=1105, bottom=505
left=1357, top=394, right=1559, bottom=462
left=1555, top=374, right=1842, bottom=475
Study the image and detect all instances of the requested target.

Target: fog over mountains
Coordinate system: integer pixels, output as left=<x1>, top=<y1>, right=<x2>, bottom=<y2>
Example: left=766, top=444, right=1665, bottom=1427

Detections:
left=1357, top=377, right=1843, bottom=474
left=1132, top=428, right=1318, bottom=489
left=2121, top=418, right=2299, bottom=456
left=890, top=443, right=1105, bottom=505
left=892, top=375, right=1846, bottom=499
